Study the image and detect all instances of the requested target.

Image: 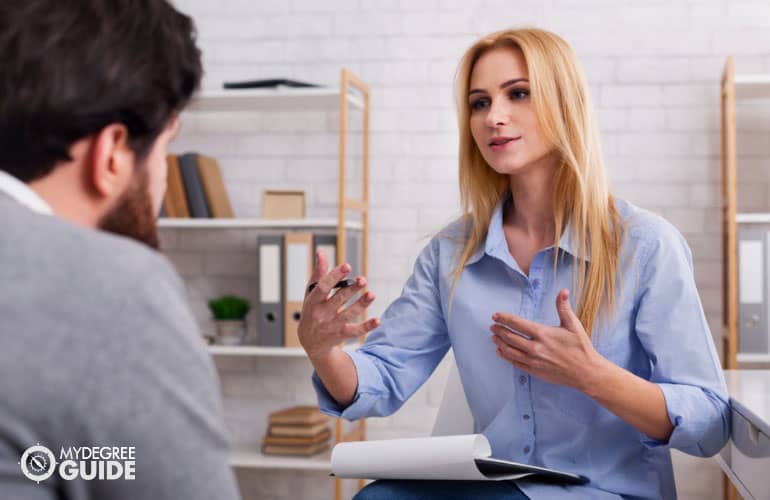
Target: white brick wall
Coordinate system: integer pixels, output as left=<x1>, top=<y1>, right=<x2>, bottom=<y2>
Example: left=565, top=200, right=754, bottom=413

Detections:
left=167, top=1, right=770, bottom=498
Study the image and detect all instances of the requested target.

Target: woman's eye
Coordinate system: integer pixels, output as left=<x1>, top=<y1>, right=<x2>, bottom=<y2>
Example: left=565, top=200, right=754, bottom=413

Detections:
left=510, top=89, right=529, bottom=100
left=470, top=98, right=489, bottom=111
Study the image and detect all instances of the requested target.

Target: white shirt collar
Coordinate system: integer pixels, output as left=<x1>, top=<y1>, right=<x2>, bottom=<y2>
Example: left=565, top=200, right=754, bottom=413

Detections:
left=0, top=170, right=53, bottom=215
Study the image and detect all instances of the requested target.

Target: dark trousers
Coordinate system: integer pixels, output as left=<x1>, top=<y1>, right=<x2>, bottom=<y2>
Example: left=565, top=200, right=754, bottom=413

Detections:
left=353, top=480, right=530, bottom=500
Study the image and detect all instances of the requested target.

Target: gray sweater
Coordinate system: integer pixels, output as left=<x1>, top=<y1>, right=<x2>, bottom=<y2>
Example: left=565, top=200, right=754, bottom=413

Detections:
left=0, top=193, right=240, bottom=500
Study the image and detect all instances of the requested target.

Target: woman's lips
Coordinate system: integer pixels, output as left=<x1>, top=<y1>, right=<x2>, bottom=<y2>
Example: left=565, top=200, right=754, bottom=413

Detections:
left=489, top=137, right=521, bottom=152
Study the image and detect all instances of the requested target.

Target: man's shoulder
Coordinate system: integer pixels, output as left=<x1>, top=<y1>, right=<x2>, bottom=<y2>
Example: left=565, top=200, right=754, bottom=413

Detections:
left=1, top=197, right=179, bottom=290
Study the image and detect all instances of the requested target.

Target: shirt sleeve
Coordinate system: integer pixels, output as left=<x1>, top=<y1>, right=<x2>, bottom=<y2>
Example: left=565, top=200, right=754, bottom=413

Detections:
left=313, top=236, right=451, bottom=421
left=633, top=219, right=730, bottom=457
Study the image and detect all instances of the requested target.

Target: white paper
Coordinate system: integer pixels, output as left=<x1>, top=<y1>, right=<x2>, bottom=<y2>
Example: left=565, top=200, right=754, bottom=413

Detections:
left=331, top=434, right=530, bottom=481
left=740, top=240, right=763, bottom=304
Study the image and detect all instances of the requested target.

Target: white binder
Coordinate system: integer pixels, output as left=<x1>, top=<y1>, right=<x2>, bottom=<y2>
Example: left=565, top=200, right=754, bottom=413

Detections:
left=256, top=234, right=284, bottom=347
left=284, top=232, right=313, bottom=348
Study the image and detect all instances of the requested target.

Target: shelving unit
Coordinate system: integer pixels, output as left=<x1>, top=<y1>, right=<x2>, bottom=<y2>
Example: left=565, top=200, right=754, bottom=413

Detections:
left=208, top=345, right=307, bottom=357
left=230, top=446, right=332, bottom=471
left=158, top=218, right=363, bottom=231
left=187, top=86, right=364, bottom=112
left=721, top=57, right=770, bottom=371
left=164, top=69, right=369, bottom=500
left=720, top=56, right=770, bottom=500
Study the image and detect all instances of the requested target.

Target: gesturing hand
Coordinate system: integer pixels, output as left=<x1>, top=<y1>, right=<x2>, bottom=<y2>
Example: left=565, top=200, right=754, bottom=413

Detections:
left=297, top=250, right=380, bottom=360
left=490, top=289, right=603, bottom=392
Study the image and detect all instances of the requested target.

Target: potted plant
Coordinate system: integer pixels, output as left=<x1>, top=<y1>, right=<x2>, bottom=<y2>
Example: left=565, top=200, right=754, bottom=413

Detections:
left=208, top=295, right=251, bottom=346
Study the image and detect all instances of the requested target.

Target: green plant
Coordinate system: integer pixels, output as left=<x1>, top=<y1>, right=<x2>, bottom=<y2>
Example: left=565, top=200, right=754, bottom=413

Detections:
left=208, top=295, right=251, bottom=321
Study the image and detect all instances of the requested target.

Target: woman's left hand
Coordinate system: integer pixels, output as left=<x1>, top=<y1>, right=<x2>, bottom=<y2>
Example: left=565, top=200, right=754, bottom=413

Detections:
left=490, top=288, right=604, bottom=392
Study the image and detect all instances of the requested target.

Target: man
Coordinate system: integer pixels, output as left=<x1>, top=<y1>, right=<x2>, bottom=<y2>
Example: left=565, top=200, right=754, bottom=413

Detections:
left=0, top=1, right=240, bottom=499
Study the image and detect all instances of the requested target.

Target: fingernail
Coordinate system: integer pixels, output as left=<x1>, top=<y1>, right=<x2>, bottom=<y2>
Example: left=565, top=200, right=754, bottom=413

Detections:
left=342, top=263, right=351, bottom=273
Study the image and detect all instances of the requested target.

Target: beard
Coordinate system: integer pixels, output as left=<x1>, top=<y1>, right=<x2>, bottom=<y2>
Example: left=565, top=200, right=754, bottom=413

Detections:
left=98, top=167, right=159, bottom=250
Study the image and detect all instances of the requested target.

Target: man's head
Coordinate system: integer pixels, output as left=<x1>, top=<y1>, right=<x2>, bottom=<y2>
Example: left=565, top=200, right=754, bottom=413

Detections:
left=0, top=0, right=202, bottom=248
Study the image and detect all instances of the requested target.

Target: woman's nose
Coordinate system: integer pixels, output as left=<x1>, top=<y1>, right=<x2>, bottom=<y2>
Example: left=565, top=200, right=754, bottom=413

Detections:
left=485, top=100, right=509, bottom=127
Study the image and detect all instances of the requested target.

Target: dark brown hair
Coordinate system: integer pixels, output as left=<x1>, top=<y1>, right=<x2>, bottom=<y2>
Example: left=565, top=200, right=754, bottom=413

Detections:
left=0, top=0, right=203, bottom=181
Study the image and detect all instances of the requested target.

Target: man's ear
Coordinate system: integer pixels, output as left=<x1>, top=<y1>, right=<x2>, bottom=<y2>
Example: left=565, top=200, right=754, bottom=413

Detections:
left=89, top=123, right=135, bottom=199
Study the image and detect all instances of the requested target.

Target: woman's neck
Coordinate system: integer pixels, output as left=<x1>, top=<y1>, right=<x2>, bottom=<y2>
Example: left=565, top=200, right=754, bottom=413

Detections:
left=505, top=159, right=558, bottom=241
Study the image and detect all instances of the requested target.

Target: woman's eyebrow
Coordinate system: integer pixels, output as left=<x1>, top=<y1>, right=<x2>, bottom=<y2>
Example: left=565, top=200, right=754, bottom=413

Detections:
left=468, top=78, right=530, bottom=96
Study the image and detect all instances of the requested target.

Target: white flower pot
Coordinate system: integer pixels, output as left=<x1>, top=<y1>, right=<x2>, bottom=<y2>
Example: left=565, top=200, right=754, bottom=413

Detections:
left=215, top=319, right=247, bottom=346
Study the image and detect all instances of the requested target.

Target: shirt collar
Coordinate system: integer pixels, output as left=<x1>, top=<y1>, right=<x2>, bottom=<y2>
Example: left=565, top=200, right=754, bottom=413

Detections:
left=0, top=170, right=53, bottom=215
left=466, top=192, right=590, bottom=266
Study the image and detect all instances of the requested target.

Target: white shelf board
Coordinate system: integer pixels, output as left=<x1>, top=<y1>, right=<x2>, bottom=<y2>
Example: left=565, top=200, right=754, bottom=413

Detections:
left=736, top=213, right=770, bottom=224
left=158, top=218, right=362, bottom=231
left=735, top=74, right=770, bottom=100
left=737, top=353, right=770, bottom=363
left=229, top=447, right=331, bottom=471
left=187, top=87, right=363, bottom=112
left=208, top=345, right=307, bottom=357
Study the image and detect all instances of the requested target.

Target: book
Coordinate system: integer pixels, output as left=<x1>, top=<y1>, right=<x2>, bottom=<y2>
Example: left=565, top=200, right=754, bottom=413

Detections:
left=163, top=155, right=190, bottom=217
left=262, top=441, right=330, bottom=457
left=177, top=152, right=210, bottom=218
left=263, top=428, right=331, bottom=447
left=268, top=405, right=329, bottom=426
left=223, top=78, right=320, bottom=89
left=268, top=421, right=330, bottom=438
left=196, top=155, right=234, bottom=218
left=330, top=434, right=589, bottom=485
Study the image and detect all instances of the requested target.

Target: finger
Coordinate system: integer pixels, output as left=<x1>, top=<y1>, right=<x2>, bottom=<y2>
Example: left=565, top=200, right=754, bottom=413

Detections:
left=342, top=317, right=381, bottom=340
left=336, top=291, right=376, bottom=325
left=309, top=249, right=329, bottom=285
left=491, top=312, right=542, bottom=339
left=325, top=276, right=367, bottom=311
left=309, top=262, right=352, bottom=303
left=492, top=336, right=532, bottom=370
left=490, top=325, right=534, bottom=354
left=555, top=288, right=581, bottom=332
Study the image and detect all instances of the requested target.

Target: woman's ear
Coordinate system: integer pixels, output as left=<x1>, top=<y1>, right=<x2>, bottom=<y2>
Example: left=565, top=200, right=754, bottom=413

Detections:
left=89, top=123, right=135, bottom=200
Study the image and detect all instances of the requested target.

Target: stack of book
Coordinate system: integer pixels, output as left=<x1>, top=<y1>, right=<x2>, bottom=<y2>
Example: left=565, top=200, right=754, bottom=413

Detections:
left=162, top=152, right=234, bottom=218
left=262, top=406, right=332, bottom=457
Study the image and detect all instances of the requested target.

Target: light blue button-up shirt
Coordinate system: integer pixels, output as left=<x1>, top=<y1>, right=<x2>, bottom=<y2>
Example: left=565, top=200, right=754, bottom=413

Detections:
left=314, top=195, right=729, bottom=499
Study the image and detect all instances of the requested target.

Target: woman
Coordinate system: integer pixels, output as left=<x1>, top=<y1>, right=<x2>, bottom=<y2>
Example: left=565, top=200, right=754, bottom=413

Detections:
left=299, top=28, right=729, bottom=499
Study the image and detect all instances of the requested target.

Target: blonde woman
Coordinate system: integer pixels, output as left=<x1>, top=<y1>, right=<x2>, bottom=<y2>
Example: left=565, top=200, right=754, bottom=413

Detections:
left=299, top=28, right=729, bottom=499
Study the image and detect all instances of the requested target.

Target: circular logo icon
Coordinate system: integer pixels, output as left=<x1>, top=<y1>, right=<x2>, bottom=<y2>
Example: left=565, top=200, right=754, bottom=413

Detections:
left=19, top=444, right=56, bottom=483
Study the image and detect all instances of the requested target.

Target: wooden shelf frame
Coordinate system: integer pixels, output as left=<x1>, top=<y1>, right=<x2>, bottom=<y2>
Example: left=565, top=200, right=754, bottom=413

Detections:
left=722, top=56, right=738, bottom=372
left=335, top=68, right=370, bottom=498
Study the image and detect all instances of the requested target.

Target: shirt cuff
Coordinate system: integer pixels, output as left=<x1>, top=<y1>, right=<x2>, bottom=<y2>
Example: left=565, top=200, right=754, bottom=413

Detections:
left=640, top=383, right=688, bottom=449
left=311, top=347, right=384, bottom=421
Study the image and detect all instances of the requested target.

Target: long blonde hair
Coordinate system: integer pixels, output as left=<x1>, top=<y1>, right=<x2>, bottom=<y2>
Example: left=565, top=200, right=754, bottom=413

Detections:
left=452, top=28, right=623, bottom=336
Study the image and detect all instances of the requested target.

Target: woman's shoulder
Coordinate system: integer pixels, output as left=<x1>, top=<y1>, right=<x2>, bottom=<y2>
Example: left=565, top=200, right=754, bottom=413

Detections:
left=415, top=216, right=472, bottom=267
left=614, top=197, right=690, bottom=261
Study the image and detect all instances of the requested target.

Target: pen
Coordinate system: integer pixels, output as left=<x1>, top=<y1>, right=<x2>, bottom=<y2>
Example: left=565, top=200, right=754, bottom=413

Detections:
left=306, top=278, right=355, bottom=295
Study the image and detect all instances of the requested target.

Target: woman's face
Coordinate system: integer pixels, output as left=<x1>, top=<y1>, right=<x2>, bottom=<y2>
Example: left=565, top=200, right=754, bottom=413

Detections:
left=468, top=47, right=555, bottom=176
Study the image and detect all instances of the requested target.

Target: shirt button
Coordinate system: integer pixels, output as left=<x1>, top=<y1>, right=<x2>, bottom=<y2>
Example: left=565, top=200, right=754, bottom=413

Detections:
left=523, top=446, right=531, bottom=454
left=523, top=414, right=530, bottom=421
left=532, top=279, right=540, bottom=288
left=519, top=375, right=527, bottom=385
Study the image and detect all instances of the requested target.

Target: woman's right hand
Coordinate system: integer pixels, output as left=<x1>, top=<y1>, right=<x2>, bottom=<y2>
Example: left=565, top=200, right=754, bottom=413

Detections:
left=298, top=250, right=380, bottom=361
